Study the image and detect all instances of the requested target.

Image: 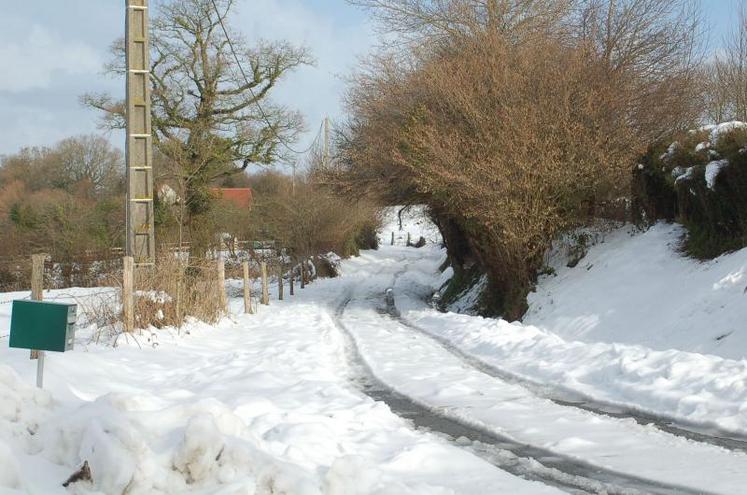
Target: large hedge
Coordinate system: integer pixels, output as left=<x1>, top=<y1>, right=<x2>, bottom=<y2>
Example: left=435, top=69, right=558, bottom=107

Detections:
left=633, top=123, right=747, bottom=258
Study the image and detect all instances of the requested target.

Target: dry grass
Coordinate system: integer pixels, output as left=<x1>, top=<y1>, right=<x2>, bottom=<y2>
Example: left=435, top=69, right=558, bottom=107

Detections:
left=132, top=254, right=226, bottom=330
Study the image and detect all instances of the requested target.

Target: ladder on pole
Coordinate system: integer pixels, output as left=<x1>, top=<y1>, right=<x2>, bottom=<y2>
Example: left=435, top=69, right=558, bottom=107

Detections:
left=125, top=0, right=155, bottom=266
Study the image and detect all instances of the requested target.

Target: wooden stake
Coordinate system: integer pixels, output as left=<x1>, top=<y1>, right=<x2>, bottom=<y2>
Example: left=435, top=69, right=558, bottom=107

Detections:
left=123, top=256, right=134, bottom=333
left=30, top=254, right=45, bottom=361
left=242, top=261, right=252, bottom=314
left=300, top=261, right=306, bottom=289
left=278, top=263, right=284, bottom=301
left=217, top=256, right=226, bottom=311
left=261, top=262, right=269, bottom=305
left=391, top=231, right=395, bottom=246
left=31, top=254, right=45, bottom=301
left=289, top=266, right=295, bottom=296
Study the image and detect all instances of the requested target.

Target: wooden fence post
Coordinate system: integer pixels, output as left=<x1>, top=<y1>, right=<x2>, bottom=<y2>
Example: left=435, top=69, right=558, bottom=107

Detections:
left=31, top=254, right=45, bottom=301
left=242, top=261, right=252, bottom=314
left=391, top=232, right=395, bottom=246
left=406, top=232, right=411, bottom=246
left=278, top=263, right=284, bottom=301
left=123, top=256, right=134, bottom=333
left=217, top=256, right=226, bottom=311
left=261, top=262, right=269, bottom=305
left=30, top=254, right=45, bottom=361
left=300, top=261, right=306, bottom=289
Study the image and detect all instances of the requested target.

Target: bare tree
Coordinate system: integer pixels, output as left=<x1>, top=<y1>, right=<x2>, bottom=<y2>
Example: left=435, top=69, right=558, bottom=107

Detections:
left=703, top=3, right=747, bottom=122
left=572, top=0, right=705, bottom=139
left=56, top=135, right=123, bottom=197
left=348, top=0, right=574, bottom=47
left=83, top=0, right=312, bottom=219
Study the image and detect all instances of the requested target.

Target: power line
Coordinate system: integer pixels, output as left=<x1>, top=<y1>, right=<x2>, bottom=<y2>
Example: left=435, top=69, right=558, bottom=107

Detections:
left=208, top=0, right=320, bottom=156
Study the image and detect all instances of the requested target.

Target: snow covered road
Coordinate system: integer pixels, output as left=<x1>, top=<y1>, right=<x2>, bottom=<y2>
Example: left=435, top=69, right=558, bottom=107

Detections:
left=335, top=247, right=747, bottom=495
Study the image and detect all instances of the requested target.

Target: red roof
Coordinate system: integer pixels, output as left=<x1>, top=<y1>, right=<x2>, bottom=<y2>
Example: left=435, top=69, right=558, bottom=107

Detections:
left=211, top=188, right=253, bottom=209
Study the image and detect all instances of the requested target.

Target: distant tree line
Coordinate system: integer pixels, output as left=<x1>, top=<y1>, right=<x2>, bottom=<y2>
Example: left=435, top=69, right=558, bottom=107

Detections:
left=0, top=135, right=125, bottom=261
left=0, top=0, right=378, bottom=273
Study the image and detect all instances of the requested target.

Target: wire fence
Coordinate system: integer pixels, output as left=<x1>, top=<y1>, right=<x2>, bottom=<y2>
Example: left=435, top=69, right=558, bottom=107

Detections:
left=0, top=241, right=286, bottom=293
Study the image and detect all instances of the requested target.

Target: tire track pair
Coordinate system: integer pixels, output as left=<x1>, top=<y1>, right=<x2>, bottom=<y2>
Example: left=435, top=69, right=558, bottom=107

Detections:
left=384, top=287, right=747, bottom=456
left=333, top=294, right=708, bottom=495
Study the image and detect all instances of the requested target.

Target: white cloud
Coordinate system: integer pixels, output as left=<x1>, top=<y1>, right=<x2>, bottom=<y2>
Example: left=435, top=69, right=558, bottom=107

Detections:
left=0, top=0, right=373, bottom=157
left=0, top=25, right=101, bottom=93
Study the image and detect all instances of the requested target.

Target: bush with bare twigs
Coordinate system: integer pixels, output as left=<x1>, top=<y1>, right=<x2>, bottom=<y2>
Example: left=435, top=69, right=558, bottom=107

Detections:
left=338, top=0, right=704, bottom=319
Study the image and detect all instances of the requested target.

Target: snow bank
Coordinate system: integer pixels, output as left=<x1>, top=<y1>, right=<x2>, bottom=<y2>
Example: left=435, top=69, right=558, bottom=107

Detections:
left=385, top=209, right=747, bottom=434
left=0, top=269, right=548, bottom=494
left=705, top=121, right=747, bottom=143
left=526, top=223, right=747, bottom=359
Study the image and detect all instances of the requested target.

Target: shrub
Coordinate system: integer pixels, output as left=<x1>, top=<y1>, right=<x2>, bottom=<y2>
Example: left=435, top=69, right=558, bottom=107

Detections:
left=633, top=124, right=747, bottom=258
left=133, top=254, right=226, bottom=330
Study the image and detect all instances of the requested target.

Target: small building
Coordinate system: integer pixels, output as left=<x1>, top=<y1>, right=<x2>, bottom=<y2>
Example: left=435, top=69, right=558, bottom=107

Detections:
left=210, top=188, right=253, bottom=209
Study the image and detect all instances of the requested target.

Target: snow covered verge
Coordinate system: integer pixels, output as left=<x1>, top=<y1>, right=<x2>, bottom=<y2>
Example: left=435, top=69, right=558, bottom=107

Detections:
left=0, top=272, right=555, bottom=493
left=387, top=208, right=747, bottom=435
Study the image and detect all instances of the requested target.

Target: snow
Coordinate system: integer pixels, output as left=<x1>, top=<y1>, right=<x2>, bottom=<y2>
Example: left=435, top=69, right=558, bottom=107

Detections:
left=388, top=216, right=747, bottom=434
left=0, top=278, right=555, bottom=493
left=695, top=141, right=709, bottom=152
left=3, top=206, right=747, bottom=493
left=709, top=121, right=747, bottom=143
left=526, top=223, right=747, bottom=359
left=705, top=159, right=729, bottom=189
left=333, top=225, right=747, bottom=494
left=342, top=297, right=747, bottom=494
left=659, top=141, right=679, bottom=160
left=443, top=274, right=486, bottom=315
left=673, top=165, right=694, bottom=183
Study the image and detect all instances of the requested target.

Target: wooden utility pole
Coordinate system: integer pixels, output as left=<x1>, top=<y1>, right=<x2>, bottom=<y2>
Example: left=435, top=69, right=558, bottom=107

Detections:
left=125, top=0, right=155, bottom=265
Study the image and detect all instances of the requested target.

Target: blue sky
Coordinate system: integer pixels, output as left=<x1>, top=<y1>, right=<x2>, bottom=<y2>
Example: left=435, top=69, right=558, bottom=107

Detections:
left=0, top=0, right=740, bottom=162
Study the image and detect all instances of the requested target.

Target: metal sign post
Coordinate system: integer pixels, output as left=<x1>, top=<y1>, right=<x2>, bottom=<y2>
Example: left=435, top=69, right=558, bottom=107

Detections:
left=36, top=351, right=45, bottom=388
left=9, top=300, right=77, bottom=389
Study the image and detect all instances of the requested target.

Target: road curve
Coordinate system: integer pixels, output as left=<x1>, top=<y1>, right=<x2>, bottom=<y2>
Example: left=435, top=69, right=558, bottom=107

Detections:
left=332, top=295, right=710, bottom=495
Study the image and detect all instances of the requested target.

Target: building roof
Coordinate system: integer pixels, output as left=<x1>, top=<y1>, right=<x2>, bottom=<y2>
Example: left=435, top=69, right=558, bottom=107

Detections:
left=210, top=188, right=253, bottom=209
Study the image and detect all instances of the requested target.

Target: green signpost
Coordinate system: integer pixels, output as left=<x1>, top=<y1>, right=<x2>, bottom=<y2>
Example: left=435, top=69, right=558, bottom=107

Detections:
left=9, top=300, right=77, bottom=388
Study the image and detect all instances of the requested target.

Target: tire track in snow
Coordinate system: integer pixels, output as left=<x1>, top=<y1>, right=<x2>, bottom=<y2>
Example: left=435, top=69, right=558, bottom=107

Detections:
left=332, top=295, right=708, bottom=495
left=385, top=287, right=747, bottom=455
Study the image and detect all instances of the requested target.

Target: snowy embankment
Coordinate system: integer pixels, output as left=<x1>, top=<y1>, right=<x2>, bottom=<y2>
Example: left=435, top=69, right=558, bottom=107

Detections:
left=387, top=210, right=747, bottom=436
left=0, top=268, right=557, bottom=493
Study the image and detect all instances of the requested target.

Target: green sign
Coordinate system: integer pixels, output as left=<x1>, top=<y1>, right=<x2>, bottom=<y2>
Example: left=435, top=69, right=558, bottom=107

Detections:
left=9, top=300, right=76, bottom=352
